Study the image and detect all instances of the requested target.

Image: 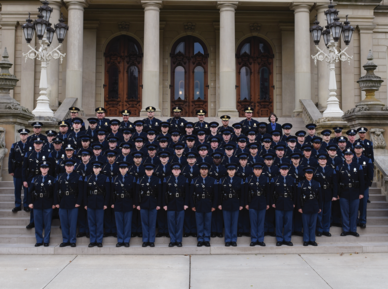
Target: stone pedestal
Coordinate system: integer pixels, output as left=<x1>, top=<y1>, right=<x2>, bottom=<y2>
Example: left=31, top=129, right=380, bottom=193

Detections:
left=315, top=117, right=350, bottom=137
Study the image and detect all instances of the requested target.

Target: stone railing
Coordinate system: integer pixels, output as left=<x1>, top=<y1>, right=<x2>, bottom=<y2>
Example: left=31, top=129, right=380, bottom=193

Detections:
left=300, top=99, right=322, bottom=124
left=54, top=98, right=78, bottom=121
left=374, top=154, right=388, bottom=200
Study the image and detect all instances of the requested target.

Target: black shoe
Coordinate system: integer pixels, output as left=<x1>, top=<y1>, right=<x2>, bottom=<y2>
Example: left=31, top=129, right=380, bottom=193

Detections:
left=204, top=241, right=210, bottom=247
left=197, top=241, right=203, bottom=247
left=340, top=232, right=348, bottom=236
left=249, top=242, right=255, bottom=247
left=166, top=233, right=170, bottom=238
left=183, top=233, right=189, bottom=237
left=12, top=207, right=22, bottom=213
left=88, top=243, right=96, bottom=248
left=264, top=232, right=269, bottom=236
left=316, top=232, right=322, bottom=237
left=116, top=243, right=123, bottom=247
left=303, top=242, right=309, bottom=246
left=350, top=231, right=359, bottom=237
left=60, top=242, right=70, bottom=247
left=169, top=242, right=174, bottom=247
left=284, top=241, right=293, bottom=246
left=124, top=243, right=130, bottom=247
left=360, top=224, right=366, bottom=229
left=225, top=242, right=231, bottom=247
left=237, top=233, right=243, bottom=237
left=243, top=233, right=250, bottom=237
left=211, top=233, right=216, bottom=238
left=149, top=242, right=155, bottom=247
left=26, top=223, right=35, bottom=229
left=97, top=243, right=103, bottom=247
left=77, top=232, right=86, bottom=238
left=86, top=233, right=90, bottom=238
left=231, top=242, right=237, bottom=247
left=24, top=207, right=30, bottom=213
left=217, top=233, right=223, bottom=238
left=257, top=242, right=266, bottom=247
left=367, top=199, right=371, bottom=203
left=276, top=241, right=282, bottom=246
left=103, top=233, right=108, bottom=237
left=70, top=243, right=76, bottom=247
left=142, top=242, right=148, bottom=247
left=44, top=243, right=49, bottom=247
left=192, top=233, right=197, bottom=237
left=309, top=241, right=318, bottom=246
left=156, top=233, right=162, bottom=238
left=177, top=242, right=182, bottom=247
left=35, top=243, right=43, bottom=247
left=322, top=232, right=332, bottom=237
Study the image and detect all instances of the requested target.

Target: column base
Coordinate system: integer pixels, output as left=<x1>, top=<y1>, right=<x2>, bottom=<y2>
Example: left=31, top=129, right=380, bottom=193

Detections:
left=217, top=108, right=239, bottom=118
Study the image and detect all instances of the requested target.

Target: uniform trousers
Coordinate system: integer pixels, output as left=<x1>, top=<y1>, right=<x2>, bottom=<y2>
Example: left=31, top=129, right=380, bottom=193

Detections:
left=88, top=208, right=104, bottom=244
left=275, top=210, right=293, bottom=242
left=317, top=201, right=332, bottom=233
left=59, top=208, right=78, bottom=243
left=103, top=206, right=116, bottom=234
left=195, top=212, right=212, bottom=242
left=211, top=208, right=223, bottom=234
left=184, top=210, right=197, bottom=234
left=132, top=210, right=142, bottom=233
left=249, top=208, right=266, bottom=242
left=238, top=208, right=250, bottom=234
left=77, top=207, right=89, bottom=233
left=33, top=208, right=52, bottom=244
left=264, top=207, right=275, bottom=233
left=157, top=209, right=168, bottom=234
left=223, top=210, right=239, bottom=242
left=358, top=188, right=369, bottom=225
left=340, top=198, right=360, bottom=233
left=140, top=209, right=157, bottom=243
left=167, top=210, right=184, bottom=243
left=292, top=208, right=303, bottom=233
left=302, top=213, right=318, bottom=242
left=115, top=211, right=132, bottom=243
left=13, top=177, right=27, bottom=208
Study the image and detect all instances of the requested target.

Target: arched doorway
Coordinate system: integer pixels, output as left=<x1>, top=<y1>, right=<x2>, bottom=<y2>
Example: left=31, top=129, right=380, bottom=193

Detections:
left=236, top=37, right=274, bottom=117
left=104, top=35, right=143, bottom=116
left=170, top=36, right=209, bottom=116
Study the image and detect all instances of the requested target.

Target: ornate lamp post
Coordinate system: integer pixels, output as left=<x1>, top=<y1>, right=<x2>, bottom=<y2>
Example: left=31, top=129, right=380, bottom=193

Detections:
left=22, top=1, right=68, bottom=117
left=310, top=0, right=354, bottom=118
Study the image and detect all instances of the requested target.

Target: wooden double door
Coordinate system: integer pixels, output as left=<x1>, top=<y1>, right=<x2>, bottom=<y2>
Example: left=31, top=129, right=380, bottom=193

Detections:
left=104, top=35, right=143, bottom=116
left=236, top=37, right=274, bottom=117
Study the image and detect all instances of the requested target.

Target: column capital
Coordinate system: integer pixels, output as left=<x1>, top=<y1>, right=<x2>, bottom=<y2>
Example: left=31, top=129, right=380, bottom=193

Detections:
left=142, top=1, right=163, bottom=10
left=48, top=0, right=63, bottom=8
left=0, top=21, right=17, bottom=29
left=290, top=3, right=313, bottom=12
left=64, top=0, right=89, bottom=9
left=358, top=24, right=376, bottom=33
left=217, top=1, right=238, bottom=11
left=315, top=3, right=328, bottom=11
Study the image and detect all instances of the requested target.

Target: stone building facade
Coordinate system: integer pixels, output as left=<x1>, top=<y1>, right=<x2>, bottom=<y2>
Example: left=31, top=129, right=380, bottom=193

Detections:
left=0, top=0, right=387, bottom=118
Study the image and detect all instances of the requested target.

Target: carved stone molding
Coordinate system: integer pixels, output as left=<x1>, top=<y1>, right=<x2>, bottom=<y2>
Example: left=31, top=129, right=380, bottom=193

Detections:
left=118, top=21, right=130, bottom=32
left=370, top=128, right=386, bottom=149
left=250, top=22, right=260, bottom=32
left=184, top=22, right=196, bottom=32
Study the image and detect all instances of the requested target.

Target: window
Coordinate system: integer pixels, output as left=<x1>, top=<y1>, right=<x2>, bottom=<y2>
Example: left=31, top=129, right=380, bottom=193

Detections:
left=174, top=66, right=185, bottom=100
left=108, top=65, right=119, bottom=99
left=175, top=42, right=185, bottom=54
left=240, top=67, right=250, bottom=100
left=240, top=43, right=250, bottom=55
left=194, top=42, right=204, bottom=54
left=194, top=66, right=204, bottom=100
left=260, top=67, right=270, bottom=101
left=127, top=66, right=138, bottom=100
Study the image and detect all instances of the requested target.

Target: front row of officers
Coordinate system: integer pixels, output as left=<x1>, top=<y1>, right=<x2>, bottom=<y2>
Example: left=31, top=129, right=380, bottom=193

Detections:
left=27, top=143, right=370, bottom=248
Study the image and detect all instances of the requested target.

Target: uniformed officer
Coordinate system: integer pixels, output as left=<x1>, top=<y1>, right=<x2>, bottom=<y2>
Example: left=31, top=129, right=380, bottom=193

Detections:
left=240, top=107, right=259, bottom=134
left=95, top=107, right=110, bottom=131
left=27, top=122, right=48, bottom=145
left=219, top=163, right=244, bottom=247
left=236, top=153, right=252, bottom=237
left=357, top=127, right=374, bottom=162
left=111, top=162, right=137, bottom=247
left=144, top=106, right=162, bottom=132
left=217, top=115, right=232, bottom=135
left=296, top=130, right=307, bottom=150
left=194, top=109, right=209, bottom=130
left=246, top=162, right=270, bottom=246
left=320, top=129, right=332, bottom=150
left=305, top=123, right=317, bottom=144
left=107, top=119, right=123, bottom=142
left=136, top=164, right=162, bottom=247
left=54, top=159, right=83, bottom=247
left=120, top=109, right=133, bottom=130
left=167, top=106, right=187, bottom=133
left=9, top=128, right=30, bottom=213
left=288, top=153, right=304, bottom=236
left=67, top=117, right=86, bottom=150
left=86, top=118, right=99, bottom=143
left=332, top=127, right=343, bottom=144
left=28, top=161, right=55, bottom=247
left=301, top=144, right=318, bottom=168
left=336, top=149, right=365, bottom=236
left=56, top=145, right=79, bottom=175
left=262, top=153, right=278, bottom=236
left=271, top=163, right=296, bottom=246
left=43, top=130, right=57, bottom=154
left=84, top=161, right=111, bottom=247
left=281, top=123, right=292, bottom=142
left=297, top=167, right=322, bottom=246
left=57, top=121, right=70, bottom=144
left=65, top=107, right=86, bottom=131
left=163, top=163, right=189, bottom=247
left=314, top=154, right=338, bottom=237
left=190, top=162, right=218, bottom=247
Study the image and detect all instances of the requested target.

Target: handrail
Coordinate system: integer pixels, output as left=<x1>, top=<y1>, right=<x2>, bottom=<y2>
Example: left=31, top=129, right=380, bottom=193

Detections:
left=300, top=99, right=322, bottom=124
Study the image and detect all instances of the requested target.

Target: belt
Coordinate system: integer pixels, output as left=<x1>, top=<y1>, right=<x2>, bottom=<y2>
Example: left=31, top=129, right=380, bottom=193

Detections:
left=119, top=193, right=130, bottom=199
left=89, top=190, right=103, bottom=195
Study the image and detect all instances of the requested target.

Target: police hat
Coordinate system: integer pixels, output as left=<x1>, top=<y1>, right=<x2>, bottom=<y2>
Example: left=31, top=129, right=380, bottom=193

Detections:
left=110, top=119, right=121, bottom=126
left=185, top=122, right=194, bottom=129
left=220, top=115, right=231, bottom=121
left=45, top=130, right=57, bottom=137
left=40, top=161, right=50, bottom=168
left=186, top=152, right=198, bottom=159
left=120, top=109, right=131, bottom=116
left=157, top=136, right=169, bottom=143
left=346, top=129, right=357, bottom=136
left=64, top=160, right=76, bottom=166
left=259, top=122, right=267, bottom=129
left=337, top=136, right=348, bottom=143
left=171, top=163, right=182, bottom=170
left=262, top=134, right=272, bottom=142
left=134, top=120, right=144, bottom=126
left=52, top=138, right=63, bottom=144
left=198, top=144, right=209, bottom=151
left=145, top=106, right=156, bottom=112
left=357, top=127, right=368, bottom=133
left=65, top=144, right=74, bottom=151
left=209, top=137, right=220, bottom=143
left=318, top=153, right=328, bottom=160
left=296, top=130, right=307, bottom=137
left=287, top=136, right=297, bottom=142
left=118, top=161, right=130, bottom=168
left=72, top=117, right=83, bottom=124
left=31, top=122, right=43, bottom=128
left=279, top=164, right=290, bottom=170
left=252, top=162, right=265, bottom=169
left=120, top=142, right=132, bottom=149
left=97, top=129, right=107, bottom=135
left=160, top=122, right=170, bottom=128
left=122, top=128, right=134, bottom=134
left=224, top=144, right=235, bottom=151
left=354, top=142, right=364, bottom=149
left=146, top=144, right=157, bottom=151
left=91, top=143, right=103, bottom=150
left=326, top=144, right=338, bottom=151
left=92, top=161, right=103, bottom=168
left=95, top=107, right=107, bottom=113
left=232, top=123, right=242, bottom=129
left=211, top=152, right=223, bottom=159
left=263, top=153, right=275, bottom=160
left=302, top=144, right=312, bottom=151
left=106, top=151, right=117, bottom=157
left=134, top=136, right=145, bottom=143
left=248, top=142, right=259, bottom=149
left=144, top=164, right=155, bottom=170
left=312, top=136, right=322, bottom=143
left=274, top=144, right=285, bottom=151
left=271, top=130, right=281, bottom=136
left=58, top=121, right=69, bottom=127
left=158, top=151, right=170, bottom=158
left=321, top=129, right=332, bottom=136
left=198, top=162, right=210, bottom=169
left=244, top=107, right=253, bottom=113
left=303, top=167, right=314, bottom=174
left=147, top=129, right=156, bottom=135
left=222, top=129, right=233, bottom=135
left=69, top=107, right=80, bottom=113
left=196, top=129, right=207, bottom=135
left=344, top=148, right=354, bottom=155
left=18, top=128, right=30, bottom=134
left=290, top=153, right=302, bottom=159
left=225, top=163, right=238, bottom=170
left=246, top=130, right=256, bottom=136
left=34, top=138, right=44, bottom=144
left=172, top=106, right=182, bottom=113
left=185, top=135, right=196, bottom=142
left=237, top=153, right=249, bottom=159
left=170, top=130, right=181, bottom=136
left=306, top=123, right=317, bottom=130
left=237, top=136, right=247, bottom=143
left=107, top=137, right=119, bottom=143
left=132, top=151, right=144, bottom=158
left=282, top=123, right=293, bottom=130
left=81, top=136, right=91, bottom=142
left=333, top=127, right=343, bottom=133
left=209, top=122, right=219, bottom=128
left=196, top=109, right=206, bottom=116
left=81, top=150, right=92, bottom=156
left=87, top=118, right=98, bottom=124
left=173, top=143, right=185, bottom=150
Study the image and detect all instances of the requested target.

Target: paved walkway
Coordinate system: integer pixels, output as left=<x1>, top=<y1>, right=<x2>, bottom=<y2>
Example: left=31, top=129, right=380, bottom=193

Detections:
left=1, top=253, right=387, bottom=289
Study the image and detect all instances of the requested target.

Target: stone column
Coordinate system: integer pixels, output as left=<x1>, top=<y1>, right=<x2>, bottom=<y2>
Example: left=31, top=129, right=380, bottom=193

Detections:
left=159, top=22, right=165, bottom=115
left=341, top=35, right=355, bottom=112
left=213, top=22, right=220, bottom=114
left=47, top=0, right=62, bottom=110
left=20, top=28, right=35, bottom=111
left=0, top=21, right=17, bottom=98
left=291, top=4, right=312, bottom=116
left=316, top=5, right=329, bottom=111
left=217, top=1, right=238, bottom=117
left=141, top=1, right=162, bottom=117
left=280, top=24, right=295, bottom=116
left=64, top=0, right=86, bottom=108
left=359, top=25, right=375, bottom=100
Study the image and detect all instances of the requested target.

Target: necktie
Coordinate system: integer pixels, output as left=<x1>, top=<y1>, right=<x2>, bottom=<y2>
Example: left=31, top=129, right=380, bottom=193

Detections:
left=228, top=157, right=231, bottom=164
left=257, top=177, right=259, bottom=182
left=95, top=175, right=98, bottom=181
left=284, top=177, right=286, bottom=183
left=190, top=167, right=193, bottom=173
left=163, top=166, right=166, bottom=173
left=249, top=120, right=251, bottom=126
left=151, top=158, right=153, bottom=164
left=216, top=166, right=219, bottom=173
left=309, top=181, right=311, bottom=187
left=175, top=177, right=178, bottom=183
left=148, top=177, right=151, bottom=183
left=178, top=158, right=181, bottom=164
left=122, top=176, right=125, bottom=182
left=67, top=174, right=69, bottom=180
left=348, top=164, right=350, bottom=171
left=230, top=177, right=233, bottom=184
left=124, top=156, right=126, bottom=162
left=137, top=166, right=139, bottom=173
left=42, top=176, right=45, bottom=183
left=91, top=131, right=94, bottom=137
left=111, top=165, right=113, bottom=171
left=322, top=167, right=325, bottom=173
left=150, top=120, right=152, bottom=125
left=203, top=178, right=205, bottom=184
left=84, top=164, right=87, bottom=171
left=357, top=158, right=359, bottom=164
left=268, top=167, right=271, bottom=173
left=295, top=167, right=298, bottom=174
left=37, top=152, right=39, bottom=159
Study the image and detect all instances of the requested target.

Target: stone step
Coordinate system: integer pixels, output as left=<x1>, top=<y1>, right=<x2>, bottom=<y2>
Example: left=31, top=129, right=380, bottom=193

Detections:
left=368, top=202, right=388, bottom=209
left=0, top=182, right=13, bottom=188
left=365, top=216, right=388, bottom=225
left=0, top=188, right=18, bottom=194
left=369, top=194, right=386, bottom=202
left=0, top=218, right=60, bottom=226
left=367, top=209, right=388, bottom=217
left=0, top=209, right=32, bottom=218
left=369, top=187, right=381, bottom=193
